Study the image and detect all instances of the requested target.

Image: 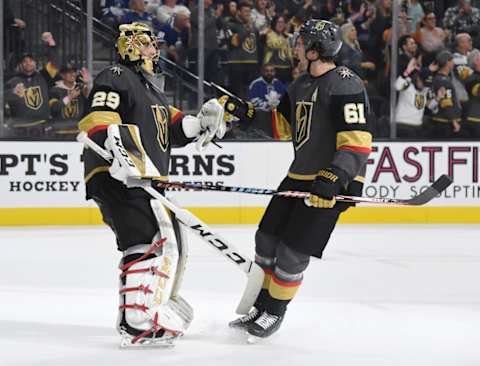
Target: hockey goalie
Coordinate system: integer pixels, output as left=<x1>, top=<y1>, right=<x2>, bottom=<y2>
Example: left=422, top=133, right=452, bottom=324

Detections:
left=77, top=22, right=225, bottom=347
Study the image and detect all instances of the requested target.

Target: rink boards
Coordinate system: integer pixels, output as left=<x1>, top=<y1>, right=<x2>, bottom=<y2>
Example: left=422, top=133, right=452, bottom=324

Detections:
left=0, top=140, right=478, bottom=225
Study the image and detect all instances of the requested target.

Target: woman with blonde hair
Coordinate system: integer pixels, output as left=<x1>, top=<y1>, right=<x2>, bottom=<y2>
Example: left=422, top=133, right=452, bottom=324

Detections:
left=337, top=21, right=375, bottom=79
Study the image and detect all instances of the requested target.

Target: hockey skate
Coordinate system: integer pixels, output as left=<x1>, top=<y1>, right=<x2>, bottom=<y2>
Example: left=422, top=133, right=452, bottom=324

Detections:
left=228, top=307, right=262, bottom=330
left=118, top=325, right=182, bottom=348
left=246, top=311, right=284, bottom=343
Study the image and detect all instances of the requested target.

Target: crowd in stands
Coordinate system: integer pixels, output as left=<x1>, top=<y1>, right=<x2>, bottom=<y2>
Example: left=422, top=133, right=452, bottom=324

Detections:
left=2, top=0, right=480, bottom=140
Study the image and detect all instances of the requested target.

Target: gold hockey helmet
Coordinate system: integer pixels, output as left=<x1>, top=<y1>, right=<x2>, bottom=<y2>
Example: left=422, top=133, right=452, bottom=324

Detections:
left=116, top=22, right=159, bottom=73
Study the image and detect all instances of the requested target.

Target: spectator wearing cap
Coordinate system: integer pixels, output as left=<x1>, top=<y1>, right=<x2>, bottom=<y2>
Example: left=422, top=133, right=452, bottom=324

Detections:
left=156, top=7, right=191, bottom=64
left=443, top=0, right=480, bottom=42
left=463, top=50, right=480, bottom=138
left=394, top=57, right=428, bottom=138
left=49, top=65, right=90, bottom=135
left=427, top=50, right=462, bottom=138
left=4, top=32, right=59, bottom=136
left=414, top=12, right=446, bottom=55
left=120, top=0, right=153, bottom=27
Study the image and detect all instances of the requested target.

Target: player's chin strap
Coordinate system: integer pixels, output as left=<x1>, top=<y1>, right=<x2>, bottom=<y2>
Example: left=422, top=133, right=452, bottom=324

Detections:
left=77, top=130, right=264, bottom=314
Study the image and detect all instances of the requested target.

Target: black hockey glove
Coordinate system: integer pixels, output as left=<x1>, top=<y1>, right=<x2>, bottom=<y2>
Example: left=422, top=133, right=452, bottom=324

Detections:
left=335, top=178, right=364, bottom=212
left=307, top=168, right=348, bottom=209
left=219, top=95, right=255, bottom=124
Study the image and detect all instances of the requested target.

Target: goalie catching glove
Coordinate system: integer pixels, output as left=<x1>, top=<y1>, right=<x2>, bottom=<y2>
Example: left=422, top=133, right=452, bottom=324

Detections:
left=182, top=98, right=226, bottom=150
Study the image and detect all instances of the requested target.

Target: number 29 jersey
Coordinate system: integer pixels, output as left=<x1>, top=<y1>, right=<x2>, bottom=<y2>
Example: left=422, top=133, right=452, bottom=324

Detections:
left=78, top=64, right=191, bottom=193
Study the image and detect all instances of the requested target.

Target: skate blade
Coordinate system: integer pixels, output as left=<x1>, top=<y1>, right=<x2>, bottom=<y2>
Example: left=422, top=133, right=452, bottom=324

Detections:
left=246, top=334, right=260, bottom=344
left=119, top=333, right=179, bottom=349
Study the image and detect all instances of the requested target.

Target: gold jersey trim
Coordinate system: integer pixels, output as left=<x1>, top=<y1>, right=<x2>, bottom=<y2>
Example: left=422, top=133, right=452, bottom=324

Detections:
left=336, top=130, right=372, bottom=150
left=85, top=166, right=110, bottom=184
left=78, top=111, right=121, bottom=132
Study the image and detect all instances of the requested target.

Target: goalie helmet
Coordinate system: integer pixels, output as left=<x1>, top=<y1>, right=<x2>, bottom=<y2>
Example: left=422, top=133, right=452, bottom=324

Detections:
left=299, top=19, right=342, bottom=58
left=116, top=22, right=159, bottom=74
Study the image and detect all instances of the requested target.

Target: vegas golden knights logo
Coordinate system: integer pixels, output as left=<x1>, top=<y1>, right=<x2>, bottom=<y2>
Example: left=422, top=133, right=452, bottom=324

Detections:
left=24, top=86, right=43, bottom=110
left=414, top=93, right=425, bottom=110
left=243, top=35, right=257, bottom=54
left=295, top=101, right=313, bottom=150
left=151, top=105, right=169, bottom=152
left=62, top=99, right=79, bottom=119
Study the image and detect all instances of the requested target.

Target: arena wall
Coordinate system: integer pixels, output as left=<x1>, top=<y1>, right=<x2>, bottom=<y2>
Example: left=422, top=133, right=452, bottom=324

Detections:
left=0, top=141, right=478, bottom=225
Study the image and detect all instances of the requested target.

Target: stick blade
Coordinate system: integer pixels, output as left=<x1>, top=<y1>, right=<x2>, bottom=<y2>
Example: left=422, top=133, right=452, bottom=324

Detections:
left=235, top=263, right=264, bottom=314
left=406, top=175, right=453, bottom=205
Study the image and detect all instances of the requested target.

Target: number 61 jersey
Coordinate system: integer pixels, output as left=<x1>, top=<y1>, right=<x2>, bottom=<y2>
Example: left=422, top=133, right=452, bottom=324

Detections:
left=78, top=64, right=190, bottom=196
left=276, top=66, right=372, bottom=182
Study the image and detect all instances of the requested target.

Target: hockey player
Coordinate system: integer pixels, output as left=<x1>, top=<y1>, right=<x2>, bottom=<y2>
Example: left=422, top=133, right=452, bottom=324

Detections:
left=78, top=23, right=225, bottom=347
left=229, top=19, right=372, bottom=339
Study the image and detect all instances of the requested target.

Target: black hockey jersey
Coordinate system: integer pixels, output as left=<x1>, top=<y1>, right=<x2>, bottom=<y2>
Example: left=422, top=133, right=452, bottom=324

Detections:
left=431, top=73, right=461, bottom=124
left=78, top=64, right=192, bottom=196
left=274, top=66, right=372, bottom=183
left=464, top=71, right=480, bottom=123
left=50, top=81, right=87, bottom=121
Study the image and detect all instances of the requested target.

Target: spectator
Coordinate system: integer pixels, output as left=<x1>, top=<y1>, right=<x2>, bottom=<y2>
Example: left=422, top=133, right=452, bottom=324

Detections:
left=226, top=1, right=259, bottom=99
left=349, top=0, right=376, bottom=52
left=223, top=1, right=238, bottom=23
left=251, top=0, right=273, bottom=34
left=120, top=0, right=153, bottom=27
left=394, top=58, right=427, bottom=138
left=157, top=7, right=191, bottom=64
left=414, top=12, right=447, bottom=54
left=405, top=0, right=424, bottom=33
left=291, top=66, right=302, bottom=80
left=464, top=49, right=480, bottom=138
left=247, top=64, right=287, bottom=112
left=337, top=21, right=375, bottom=80
left=263, top=15, right=294, bottom=83
left=397, top=34, right=418, bottom=76
left=3, top=0, right=27, bottom=74
left=49, top=64, right=90, bottom=136
left=427, top=50, right=462, bottom=138
left=452, top=33, right=475, bottom=106
left=4, top=32, right=59, bottom=137
left=156, top=0, right=180, bottom=25
left=443, top=0, right=480, bottom=42
left=367, top=0, right=392, bottom=71
left=100, top=0, right=129, bottom=29
left=189, top=0, right=222, bottom=82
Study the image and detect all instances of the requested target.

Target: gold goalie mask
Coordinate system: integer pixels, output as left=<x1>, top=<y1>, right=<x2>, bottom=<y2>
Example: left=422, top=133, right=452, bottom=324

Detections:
left=117, top=22, right=159, bottom=74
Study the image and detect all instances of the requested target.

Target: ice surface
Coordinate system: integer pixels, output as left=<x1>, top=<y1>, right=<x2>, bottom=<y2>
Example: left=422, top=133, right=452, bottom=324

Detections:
left=1, top=224, right=479, bottom=366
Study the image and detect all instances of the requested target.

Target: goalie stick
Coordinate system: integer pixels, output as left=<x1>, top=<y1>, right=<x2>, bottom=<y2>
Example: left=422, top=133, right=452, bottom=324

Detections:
left=155, top=176, right=453, bottom=206
left=77, top=132, right=263, bottom=315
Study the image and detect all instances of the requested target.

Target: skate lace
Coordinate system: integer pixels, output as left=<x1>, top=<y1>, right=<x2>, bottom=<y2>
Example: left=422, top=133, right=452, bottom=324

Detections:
left=256, top=312, right=279, bottom=330
left=241, top=308, right=259, bottom=323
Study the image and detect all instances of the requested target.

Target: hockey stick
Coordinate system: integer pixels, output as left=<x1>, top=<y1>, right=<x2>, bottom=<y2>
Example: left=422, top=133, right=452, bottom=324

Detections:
left=77, top=132, right=263, bottom=314
left=155, top=176, right=453, bottom=206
